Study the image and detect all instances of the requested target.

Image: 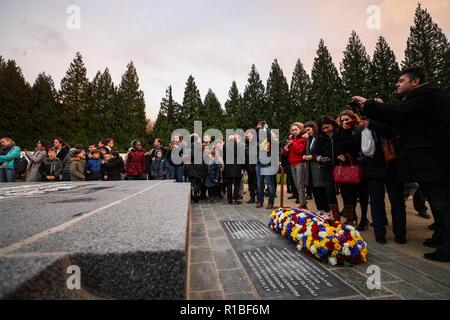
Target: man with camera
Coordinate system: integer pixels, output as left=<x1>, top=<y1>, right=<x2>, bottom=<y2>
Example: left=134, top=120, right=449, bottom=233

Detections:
left=352, top=66, right=450, bottom=262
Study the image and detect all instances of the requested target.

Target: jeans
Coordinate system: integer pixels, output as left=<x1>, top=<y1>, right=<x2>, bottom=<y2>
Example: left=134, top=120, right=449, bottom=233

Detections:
left=368, top=178, right=406, bottom=239
left=0, top=168, right=16, bottom=182
left=421, top=183, right=450, bottom=251
left=291, top=163, right=306, bottom=205
left=256, top=165, right=275, bottom=205
left=170, top=165, right=184, bottom=182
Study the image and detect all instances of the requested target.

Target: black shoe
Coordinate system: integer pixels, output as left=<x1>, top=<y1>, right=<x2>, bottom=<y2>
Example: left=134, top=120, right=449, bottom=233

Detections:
left=424, top=249, right=450, bottom=262
left=418, top=211, right=431, bottom=219
left=428, top=223, right=436, bottom=231
left=228, top=201, right=233, bottom=204
left=295, top=199, right=300, bottom=204
left=356, top=221, right=369, bottom=231
left=247, top=199, right=256, bottom=204
left=306, top=195, right=313, bottom=200
left=423, top=238, right=443, bottom=248
left=375, top=236, right=386, bottom=244
left=233, top=200, right=242, bottom=205
left=288, top=195, right=297, bottom=200
left=395, top=237, right=407, bottom=244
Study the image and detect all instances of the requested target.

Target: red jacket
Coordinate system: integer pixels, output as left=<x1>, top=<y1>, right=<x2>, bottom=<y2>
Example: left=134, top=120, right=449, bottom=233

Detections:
left=126, top=149, right=147, bottom=176
left=283, top=136, right=307, bottom=167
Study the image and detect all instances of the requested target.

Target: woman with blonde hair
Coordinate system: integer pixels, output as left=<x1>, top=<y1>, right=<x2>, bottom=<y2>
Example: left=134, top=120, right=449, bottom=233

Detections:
left=0, top=138, right=21, bottom=182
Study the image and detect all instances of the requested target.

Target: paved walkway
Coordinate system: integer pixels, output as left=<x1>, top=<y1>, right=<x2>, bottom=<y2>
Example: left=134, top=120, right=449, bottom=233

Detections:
left=187, top=186, right=450, bottom=300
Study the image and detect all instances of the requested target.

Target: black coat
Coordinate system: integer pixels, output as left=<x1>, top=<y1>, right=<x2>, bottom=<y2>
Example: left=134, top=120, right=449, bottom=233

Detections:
left=311, top=129, right=346, bottom=169
left=188, top=142, right=205, bottom=178
left=103, top=157, right=124, bottom=181
left=360, top=120, right=397, bottom=180
left=362, top=82, right=450, bottom=183
left=223, top=141, right=243, bottom=179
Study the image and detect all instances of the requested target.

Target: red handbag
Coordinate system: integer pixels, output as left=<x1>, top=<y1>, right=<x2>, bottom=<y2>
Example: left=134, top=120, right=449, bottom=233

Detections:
left=332, top=155, right=363, bottom=184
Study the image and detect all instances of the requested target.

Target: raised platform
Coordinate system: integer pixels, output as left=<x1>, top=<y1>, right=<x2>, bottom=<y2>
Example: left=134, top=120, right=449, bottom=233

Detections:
left=0, top=181, right=191, bottom=300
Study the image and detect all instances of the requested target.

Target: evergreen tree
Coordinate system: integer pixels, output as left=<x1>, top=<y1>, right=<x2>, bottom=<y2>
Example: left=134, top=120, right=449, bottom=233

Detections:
left=203, top=89, right=224, bottom=131
left=116, top=62, right=148, bottom=150
left=180, top=75, right=203, bottom=132
left=89, top=68, right=116, bottom=142
left=59, top=52, right=90, bottom=146
left=310, top=39, right=346, bottom=119
left=441, top=47, right=450, bottom=94
left=153, top=85, right=181, bottom=143
left=32, top=73, right=60, bottom=140
left=341, top=31, right=372, bottom=97
left=224, top=81, right=242, bottom=129
left=370, top=36, right=400, bottom=102
left=242, top=64, right=265, bottom=130
left=290, top=59, right=312, bottom=123
left=0, top=59, right=34, bottom=148
left=265, top=59, right=290, bottom=139
left=403, top=3, right=449, bottom=83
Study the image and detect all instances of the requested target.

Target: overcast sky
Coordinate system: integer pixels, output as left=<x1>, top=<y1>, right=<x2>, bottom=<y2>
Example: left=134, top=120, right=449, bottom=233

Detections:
left=0, top=0, right=449, bottom=119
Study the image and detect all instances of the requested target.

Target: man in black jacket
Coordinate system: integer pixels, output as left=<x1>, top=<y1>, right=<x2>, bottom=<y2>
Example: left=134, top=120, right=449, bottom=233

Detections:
left=353, top=66, right=450, bottom=262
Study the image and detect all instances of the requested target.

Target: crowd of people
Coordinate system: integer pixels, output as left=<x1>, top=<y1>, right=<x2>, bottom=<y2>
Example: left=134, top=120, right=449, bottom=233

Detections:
left=1, top=66, right=449, bottom=262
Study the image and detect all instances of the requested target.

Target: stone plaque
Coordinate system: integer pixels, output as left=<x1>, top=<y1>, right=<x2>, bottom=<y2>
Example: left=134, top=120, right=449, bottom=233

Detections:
left=221, top=220, right=357, bottom=300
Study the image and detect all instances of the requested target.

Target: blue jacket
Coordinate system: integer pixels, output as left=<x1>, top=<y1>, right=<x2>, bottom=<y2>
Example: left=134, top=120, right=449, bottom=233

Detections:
left=86, top=159, right=102, bottom=175
left=0, top=146, right=21, bottom=170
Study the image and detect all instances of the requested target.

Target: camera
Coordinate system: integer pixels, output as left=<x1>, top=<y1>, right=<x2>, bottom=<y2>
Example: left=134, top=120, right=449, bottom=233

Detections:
left=347, top=99, right=361, bottom=114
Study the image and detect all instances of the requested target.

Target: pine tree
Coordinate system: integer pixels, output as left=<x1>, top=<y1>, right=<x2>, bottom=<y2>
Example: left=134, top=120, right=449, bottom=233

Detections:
left=290, top=59, right=312, bottom=123
left=116, top=62, right=148, bottom=150
left=153, top=85, right=181, bottom=143
left=224, top=81, right=242, bottom=129
left=89, top=68, right=116, bottom=142
left=59, top=52, right=90, bottom=146
left=341, top=31, right=372, bottom=97
left=203, top=89, right=224, bottom=131
left=310, top=39, right=346, bottom=119
left=242, top=64, right=265, bottom=130
left=370, top=36, right=400, bottom=102
left=265, top=59, right=290, bottom=139
left=403, top=3, right=449, bottom=83
left=0, top=59, right=34, bottom=148
left=32, top=73, right=60, bottom=140
left=180, top=75, right=203, bottom=132
left=439, top=47, right=450, bottom=95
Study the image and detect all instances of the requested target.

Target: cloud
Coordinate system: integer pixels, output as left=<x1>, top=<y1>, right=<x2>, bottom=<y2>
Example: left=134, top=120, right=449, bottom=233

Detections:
left=19, top=19, right=70, bottom=55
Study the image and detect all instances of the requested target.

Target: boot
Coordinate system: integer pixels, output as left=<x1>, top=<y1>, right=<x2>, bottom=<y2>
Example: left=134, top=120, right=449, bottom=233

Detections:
left=298, top=203, right=308, bottom=210
left=329, top=204, right=340, bottom=221
left=343, top=205, right=356, bottom=226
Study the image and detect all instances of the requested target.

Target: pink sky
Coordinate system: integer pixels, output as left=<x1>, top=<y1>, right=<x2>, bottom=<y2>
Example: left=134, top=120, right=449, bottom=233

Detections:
left=0, top=0, right=449, bottom=119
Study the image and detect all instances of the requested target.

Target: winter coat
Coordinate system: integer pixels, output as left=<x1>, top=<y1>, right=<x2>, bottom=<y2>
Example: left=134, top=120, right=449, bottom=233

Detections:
left=223, top=141, right=243, bottom=179
left=304, top=137, right=325, bottom=188
left=86, top=158, right=102, bottom=180
left=205, top=158, right=222, bottom=187
left=103, top=157, right=124, bottom=181
left=25, top=150, right=47, bottom=182
left=188, top=142, right=205, bottom=178
left=39, top=157, right=63, bottom=181
left=126, top=148, right=147, bottom=177
left=362, top=82, right=450, bottom=183
left=282, top=136, right=307, bottom=167
left=358, top=120, right=396, bottom=180
left=0, top=146, right=21, bottom=170
left=70, top=157, right=86, bottom=181
left=244, top=140, right=256, bottom=173
left=151, top=157, right=169, bottom=180
left=56, top=147, right=69, bottom=163
left=62, top=149, right=76, bottom=181
left=167, top=143, right=184, bottom=167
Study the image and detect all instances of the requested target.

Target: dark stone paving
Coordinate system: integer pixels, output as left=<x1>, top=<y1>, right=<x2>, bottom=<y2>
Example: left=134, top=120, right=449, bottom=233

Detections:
left=0, top=181, right=191, bottom=300
left=187, top=201, right=450, bottom=300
